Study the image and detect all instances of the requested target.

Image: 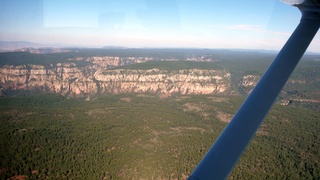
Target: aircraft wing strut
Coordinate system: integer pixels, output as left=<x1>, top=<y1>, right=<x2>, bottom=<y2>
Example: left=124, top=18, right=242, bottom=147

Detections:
left=188, top=0, right=320, bottom=179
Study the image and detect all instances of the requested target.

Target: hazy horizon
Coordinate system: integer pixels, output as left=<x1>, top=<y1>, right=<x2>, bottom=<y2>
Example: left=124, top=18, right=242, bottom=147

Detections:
left=1, top=0, right=320, bottom=52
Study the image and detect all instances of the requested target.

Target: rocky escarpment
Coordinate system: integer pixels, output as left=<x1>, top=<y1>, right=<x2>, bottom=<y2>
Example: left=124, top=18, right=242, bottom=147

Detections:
left=95, top=69, right=231, bottom=97
left=68, top=56, right=153, bottom=69
left=239, top=74, right=260, bottom=94
left=0, top=63, right=97, bottom=96
left=0, top=62, right=232, bottom=97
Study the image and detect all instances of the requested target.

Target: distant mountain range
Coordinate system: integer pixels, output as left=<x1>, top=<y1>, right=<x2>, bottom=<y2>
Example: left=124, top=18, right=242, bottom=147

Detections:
left=0, top=41, right=128, bottom=52
left=0, top=41, right=47, bottom=51
left=1, top=41, right=319, bottom=54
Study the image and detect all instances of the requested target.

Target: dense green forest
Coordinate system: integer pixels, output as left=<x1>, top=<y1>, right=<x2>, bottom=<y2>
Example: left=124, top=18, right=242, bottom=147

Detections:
left=0, top=93, right=319, bottom=179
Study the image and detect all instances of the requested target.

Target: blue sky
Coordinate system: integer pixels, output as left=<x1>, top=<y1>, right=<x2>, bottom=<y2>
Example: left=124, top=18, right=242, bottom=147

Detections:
left=0, top=0, right=319, bottom=52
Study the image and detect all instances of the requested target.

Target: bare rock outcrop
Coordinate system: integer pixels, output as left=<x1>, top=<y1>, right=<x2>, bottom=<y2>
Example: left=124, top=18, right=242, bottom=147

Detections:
left=95, top=68, right=231, bottom=97
left=239, top=74, right=260, bottom=94
left=0, top=63, right=97, bottom=96
left=0, top=62, right=232, bottom=97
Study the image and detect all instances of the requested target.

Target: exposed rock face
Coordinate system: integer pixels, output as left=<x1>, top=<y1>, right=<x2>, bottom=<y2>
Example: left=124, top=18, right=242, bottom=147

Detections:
left=0, top=63, right=97, bottom=96
left=68, top=56, right=153, bottom=69
left=0, top=60, right=231, bottom=97
left=241, top=75, right=260, bottom=87
left=95, top=69, right=231, bottom=97
left=239, top=74, right=260, bottom=94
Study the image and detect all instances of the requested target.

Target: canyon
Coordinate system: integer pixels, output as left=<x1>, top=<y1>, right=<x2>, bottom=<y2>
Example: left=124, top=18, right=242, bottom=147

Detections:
left=0, top=56, right=238, bottom=97
left=3, top=48, right=315, bottom=100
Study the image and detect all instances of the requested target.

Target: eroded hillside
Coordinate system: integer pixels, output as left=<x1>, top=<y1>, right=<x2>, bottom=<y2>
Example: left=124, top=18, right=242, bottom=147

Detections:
left=0, top=54, right=232, bottom=97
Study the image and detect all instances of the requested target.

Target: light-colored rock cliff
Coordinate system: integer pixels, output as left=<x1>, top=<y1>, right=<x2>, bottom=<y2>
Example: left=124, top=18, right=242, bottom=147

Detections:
left=0, top=63, right=97, bottom=96
left=68, top=56, right=153, bottom=69
left=239, top=74, right=260, bottom=94
left=95, top=68, right=231, bottom=97
left=0, top=61, right=232, bottom=97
